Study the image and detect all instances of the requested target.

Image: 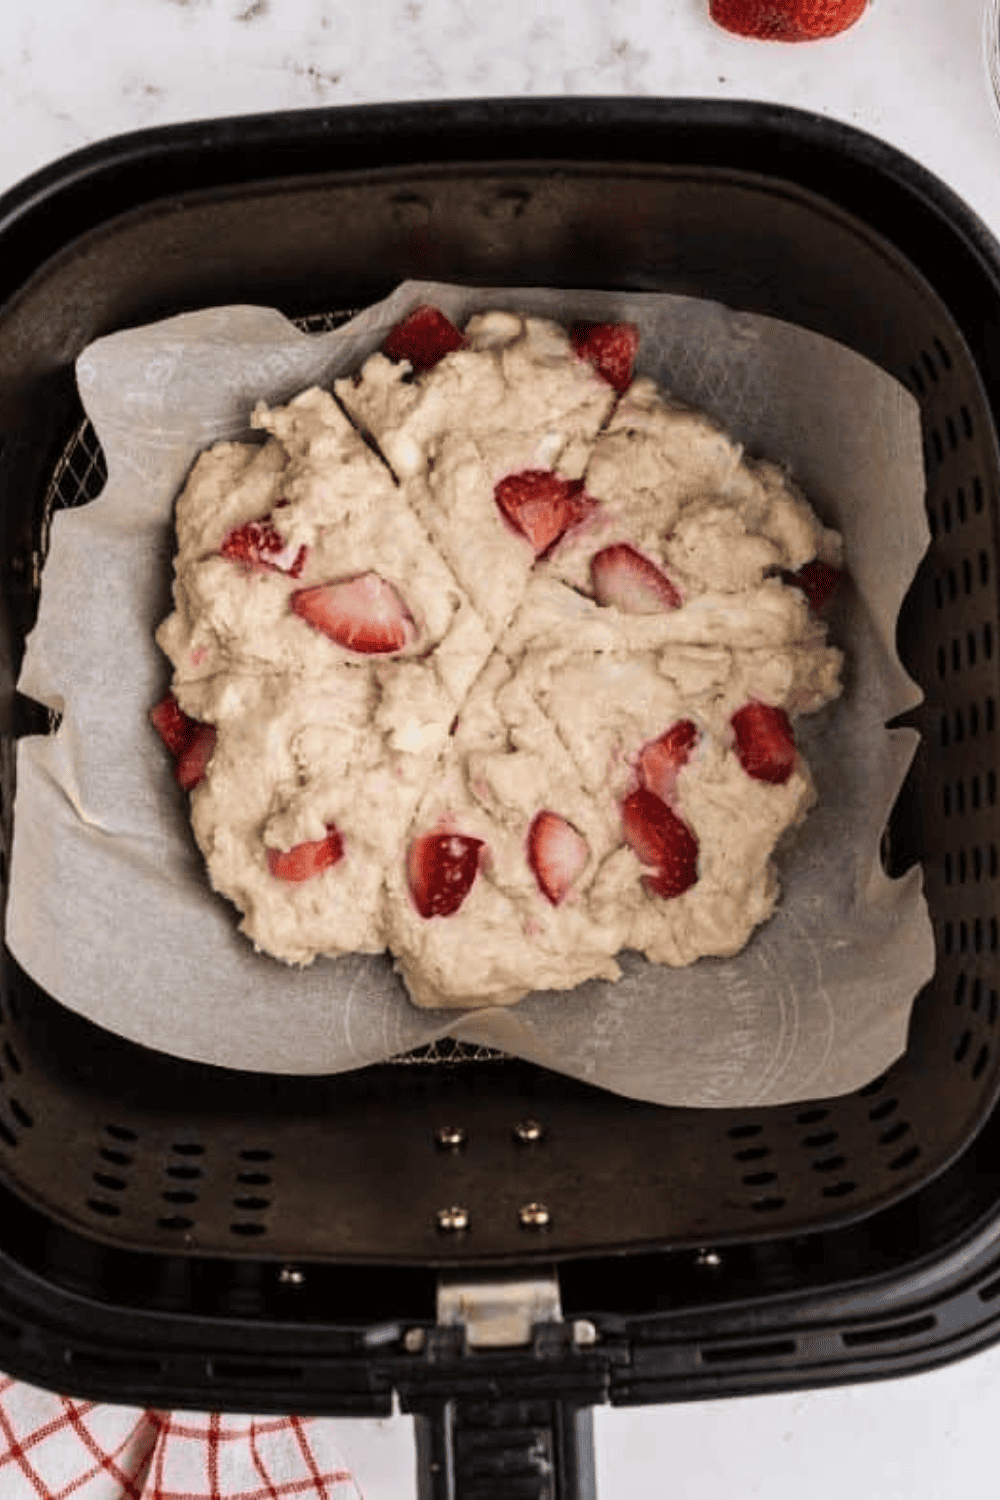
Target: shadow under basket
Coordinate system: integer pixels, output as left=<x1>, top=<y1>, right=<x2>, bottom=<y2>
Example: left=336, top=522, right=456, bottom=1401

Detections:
left=2, top=98, right=1000, bottom=1498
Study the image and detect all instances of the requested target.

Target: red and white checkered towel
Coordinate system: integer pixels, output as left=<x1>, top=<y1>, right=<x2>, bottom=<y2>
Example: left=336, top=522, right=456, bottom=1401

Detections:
left=0, top=1376, right=366, bottom=1499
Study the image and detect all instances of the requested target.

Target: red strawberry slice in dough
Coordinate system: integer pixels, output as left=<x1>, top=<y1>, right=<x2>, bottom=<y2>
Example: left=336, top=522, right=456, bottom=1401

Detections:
left=174, top=722, right=217, bottom=791
left=150, top=693, right=217, bottom=790
left=638, top=719, right=698, bottom=806
left=621, top=789, right=698, bottom=899
left=570, top=321, right=639, bottom=394
left=150, top=692, right=197, bottom=758
left=267, top=825, right=343, bottom=883
left=290, top=573, right=415, bottom=654
left=709, top=0, right=867, bottom=41
left=220, top=515, right=307, bottom=577
left=622, top=789, right=692, bottom=868
left=383, top=305, right=467, bottom=371
left=494, top=471, right=600, bottom=557
left=527, top=810, right=590, bottom=907
left=591, top=543, right=682, bottom=613
left=407, top=832, right=485, bottom=918
left=644, top=858, right=699, bottom=901
left=782, top=559, right=843, bottom=610
left=731, top=701, right=797, bottom=785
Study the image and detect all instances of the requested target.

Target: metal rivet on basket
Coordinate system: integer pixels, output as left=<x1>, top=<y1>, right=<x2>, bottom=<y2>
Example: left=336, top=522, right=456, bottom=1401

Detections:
left=573, top=1320, right=598, bottom=1347
left=435, top=1124, right=467, bottom=1150
left=513, top=1118, right=545, bottom=1144
left=695, top=1248, right=722, bottom=1269
left=519, top=1201, right=551, bottom=1229
left=437, top=1205, right=470, bottom=1232
left=403, top=1327, right=427, bottom=1353
left=278, top=1265, right=305, bottom=1286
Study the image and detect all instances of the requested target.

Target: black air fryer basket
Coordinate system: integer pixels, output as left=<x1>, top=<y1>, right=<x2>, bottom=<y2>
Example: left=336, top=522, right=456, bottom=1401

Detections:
left=2, top=99, right=1000, bottom=1499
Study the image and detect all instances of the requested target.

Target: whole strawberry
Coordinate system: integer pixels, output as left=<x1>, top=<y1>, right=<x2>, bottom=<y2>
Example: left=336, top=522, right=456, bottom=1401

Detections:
left=709, top=0, right=868, bottom=41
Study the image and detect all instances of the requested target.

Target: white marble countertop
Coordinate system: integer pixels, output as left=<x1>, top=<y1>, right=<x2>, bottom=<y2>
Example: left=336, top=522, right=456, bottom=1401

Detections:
left=3, top=2, right=1000, bottom=1497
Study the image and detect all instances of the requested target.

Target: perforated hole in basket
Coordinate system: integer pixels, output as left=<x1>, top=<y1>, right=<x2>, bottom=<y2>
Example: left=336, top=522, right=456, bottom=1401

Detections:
left=81, top=1124, right=140, bottom=1221
left=0, top=1023, right=31, bottom=1152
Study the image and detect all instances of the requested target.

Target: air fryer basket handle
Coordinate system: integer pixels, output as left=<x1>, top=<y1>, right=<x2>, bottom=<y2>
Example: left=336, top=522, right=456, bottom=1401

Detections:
left=414, top=1397, right=596, bottom=1500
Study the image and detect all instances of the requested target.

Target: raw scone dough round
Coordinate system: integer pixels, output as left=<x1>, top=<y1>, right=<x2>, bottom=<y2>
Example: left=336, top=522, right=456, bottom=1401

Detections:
left=155, top=311, right=843, bottom=1008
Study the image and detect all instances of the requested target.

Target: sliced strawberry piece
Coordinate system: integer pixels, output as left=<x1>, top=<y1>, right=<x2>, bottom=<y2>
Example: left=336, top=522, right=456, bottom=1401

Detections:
left=643, top=853, right=699, bottom=901
left=220, top=515, right=307, bottom=577
left=494, top=470, right=599, bottom=557
left=782, top=559, right=843, bottom=610
left=290, top=573, right=414, bottom=654
left=407, top=832, right=485, bottom=919
left=267, top=825, right=343, bottom=883
left=527, top=810, right=589, bottom=907
left=150, top=693, right=217, bottom=790
left=174, top=722, right=217, bottom=791
left=622, top=789, right=689, bottom=865
left=570, top=321, right=639, bottom=394
left=638, top=720, right=698, bottom=805
left=709, top=0, right=868, bottom=41
left=383, top=305, right=467, bottom=371
left=622, top=790, right=698, bottom=899
left=150, top=692, right=197, bottom=758
left=591, top=543, right=682, bottom=613
left=731, top=702, right=797, bottom=785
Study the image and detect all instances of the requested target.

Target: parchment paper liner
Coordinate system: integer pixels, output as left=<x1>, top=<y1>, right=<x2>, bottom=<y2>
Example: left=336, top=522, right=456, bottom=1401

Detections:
left=8, top=281, right=935, bottom=1106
